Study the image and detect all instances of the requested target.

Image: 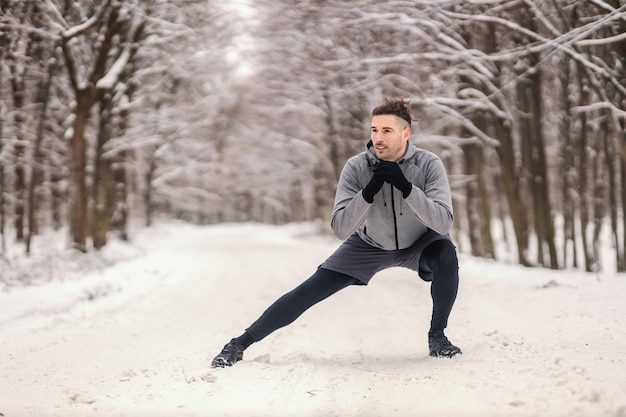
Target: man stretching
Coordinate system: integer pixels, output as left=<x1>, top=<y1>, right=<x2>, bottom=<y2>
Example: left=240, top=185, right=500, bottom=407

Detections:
left=212, top=98, right=461, bottom=367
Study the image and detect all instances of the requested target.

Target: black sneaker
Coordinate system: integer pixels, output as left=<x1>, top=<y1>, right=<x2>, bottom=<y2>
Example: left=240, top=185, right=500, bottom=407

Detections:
left=211, top=338, right=245, bottom=368
left=428, top=330, right=462, bottom=358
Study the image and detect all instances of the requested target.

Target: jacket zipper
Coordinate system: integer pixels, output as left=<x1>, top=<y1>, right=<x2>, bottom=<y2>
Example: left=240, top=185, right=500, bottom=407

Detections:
left=390, top=186, right=400, bottom=250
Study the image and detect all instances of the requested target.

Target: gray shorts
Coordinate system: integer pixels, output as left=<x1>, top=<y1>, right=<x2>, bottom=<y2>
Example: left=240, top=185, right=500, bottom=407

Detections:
left=320, top=230, right=450, bottom=285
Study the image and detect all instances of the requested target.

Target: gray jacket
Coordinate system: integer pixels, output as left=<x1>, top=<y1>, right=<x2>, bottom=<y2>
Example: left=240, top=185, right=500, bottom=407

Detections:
left=331, top=140, right=453, bottom=250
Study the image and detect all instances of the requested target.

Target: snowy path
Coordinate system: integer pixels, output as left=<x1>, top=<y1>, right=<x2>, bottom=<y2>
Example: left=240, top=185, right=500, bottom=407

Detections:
left=1, top=222, right=625, bottom=417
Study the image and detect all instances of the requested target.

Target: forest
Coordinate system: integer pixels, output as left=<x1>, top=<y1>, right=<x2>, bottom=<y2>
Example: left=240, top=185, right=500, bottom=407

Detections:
left=1, top=0, right=625, bottom=273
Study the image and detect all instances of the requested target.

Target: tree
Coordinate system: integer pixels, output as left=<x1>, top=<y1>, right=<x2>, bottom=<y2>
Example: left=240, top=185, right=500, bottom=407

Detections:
left=0, top=27, right=7, bottom=256
left=58, top=0, right=145, bottom=251
left=2, top=0, right=625, bottom=274
left=26, top=45, right=59, bottom=254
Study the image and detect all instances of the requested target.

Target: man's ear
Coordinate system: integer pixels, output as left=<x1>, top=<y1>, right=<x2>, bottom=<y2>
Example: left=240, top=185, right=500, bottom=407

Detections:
left=403, top=127, right=411, bottom=140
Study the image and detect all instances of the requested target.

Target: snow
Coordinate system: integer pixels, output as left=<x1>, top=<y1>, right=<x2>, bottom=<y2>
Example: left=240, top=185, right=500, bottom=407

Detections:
left=96, top=47, right=131, bottom=90
left=1, top=221, right=626, bottom=417
left=62, top=15, right=98, bottom=40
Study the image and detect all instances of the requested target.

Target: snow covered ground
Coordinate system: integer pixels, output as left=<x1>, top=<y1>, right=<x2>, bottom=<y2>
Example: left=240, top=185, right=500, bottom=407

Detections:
left=1, top=221, right=625, bottom=417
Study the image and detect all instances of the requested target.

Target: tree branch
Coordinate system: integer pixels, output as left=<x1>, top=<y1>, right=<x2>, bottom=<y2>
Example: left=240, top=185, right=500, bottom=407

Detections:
left=60, top=0, right=114, bottom=93
left=61, top=0, right=113, bottom=41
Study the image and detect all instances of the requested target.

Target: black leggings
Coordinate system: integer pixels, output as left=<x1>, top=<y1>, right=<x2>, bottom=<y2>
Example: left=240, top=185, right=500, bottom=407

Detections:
left=245, top=239, right=459, bottom=343
left=245, top=268, right=359, bottom=342
left=420, top=239, right=459, bottom=331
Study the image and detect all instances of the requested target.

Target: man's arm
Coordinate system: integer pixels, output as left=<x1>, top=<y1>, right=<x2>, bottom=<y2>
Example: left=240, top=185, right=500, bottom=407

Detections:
left=403, top=156, right=454, bottom=235
left=330, top=160, right=373, bottom=240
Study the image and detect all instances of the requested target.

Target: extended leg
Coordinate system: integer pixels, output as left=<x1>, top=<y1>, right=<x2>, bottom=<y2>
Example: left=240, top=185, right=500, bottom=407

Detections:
left=245, top=267, right=358, bottom=342
left=211, top=268, right=358, bottom=367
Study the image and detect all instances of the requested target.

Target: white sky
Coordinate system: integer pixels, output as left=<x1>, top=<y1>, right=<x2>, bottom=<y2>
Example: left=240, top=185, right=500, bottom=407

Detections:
left=221, top=0, right=257, bottom=79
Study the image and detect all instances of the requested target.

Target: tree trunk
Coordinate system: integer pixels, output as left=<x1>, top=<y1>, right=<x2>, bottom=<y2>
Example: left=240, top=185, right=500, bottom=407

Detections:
left=600, top=0, right=626, bottom=271
left=92, top=94, right=114, bottom=250
left=144, top=145, right=158, bottom=227
left=559, top=54, right=577, bottom=269
left=26, top=51, right=57, bottom=254
left=0, top=49, right=5, bottom=255
left=112, top=72, right=135, bottom=241
left=463, top=134, right=494, bottom=259
left=69, top=93, right=92, bottom=252
left=591, top=134, right=605, bottom=271
left=577, top=74, right=593, bottom=272
left=317, top=91, right=341, bottom=223
left=528, top=54, right=558, bottom=269
left=621, top=160, right=626, bottom=272
left=111, top=150, right=129, bottom=241
left=601, top=118, right=622, bottom=271
left=50, top=168, right=64, bottom=230
left=517, top=78, right=537, bottom=264
left=8, top=61, right=26, bottom=242
left=493, top=112, right=531, bottom=266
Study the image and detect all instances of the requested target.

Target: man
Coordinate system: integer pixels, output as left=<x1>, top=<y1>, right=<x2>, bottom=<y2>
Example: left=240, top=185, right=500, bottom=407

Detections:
left=211, top=98, right=461, bottom=367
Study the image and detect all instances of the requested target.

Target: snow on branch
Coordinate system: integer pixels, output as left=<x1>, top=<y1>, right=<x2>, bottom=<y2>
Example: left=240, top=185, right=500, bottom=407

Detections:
left=96, top=47, right=131, bottom=90
left=61, top=0, right=113, bottom=40
left=44, top=0, right=68, bottom=30
left=442, top=9, right=626, bottom=98
left=62, top=15, right=98, bottom=40
left=577, top=31, right=626, bottom=47
left=573, top=102, right=626, bottom=120
left=0, top=23, right=61, bottom=42
left=419, top=97, right=501, bottom=148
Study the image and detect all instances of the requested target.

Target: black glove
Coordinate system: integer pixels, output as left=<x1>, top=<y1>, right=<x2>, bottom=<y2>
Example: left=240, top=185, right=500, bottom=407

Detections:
left=373, top=161, right=412, bottom=198
left=362, top=173, right=385, bottom=203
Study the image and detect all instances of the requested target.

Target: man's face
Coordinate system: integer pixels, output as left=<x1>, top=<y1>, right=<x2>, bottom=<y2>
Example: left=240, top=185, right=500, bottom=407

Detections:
left=370, top=114, right=411, bottom=162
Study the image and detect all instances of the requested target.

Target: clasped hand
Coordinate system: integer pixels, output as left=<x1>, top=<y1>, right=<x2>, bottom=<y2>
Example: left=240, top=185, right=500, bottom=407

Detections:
left=372, top=161, right=412, bottom=198
left=363, top=161, right=413, bottom=203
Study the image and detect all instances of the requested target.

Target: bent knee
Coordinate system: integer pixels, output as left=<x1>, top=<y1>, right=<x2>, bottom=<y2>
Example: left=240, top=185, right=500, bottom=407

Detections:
left=423, top=240, right=458, bottom=271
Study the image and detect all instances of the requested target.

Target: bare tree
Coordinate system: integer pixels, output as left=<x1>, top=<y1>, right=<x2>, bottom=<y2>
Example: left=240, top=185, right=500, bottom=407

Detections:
left=56, top=0, right=145, bottom=251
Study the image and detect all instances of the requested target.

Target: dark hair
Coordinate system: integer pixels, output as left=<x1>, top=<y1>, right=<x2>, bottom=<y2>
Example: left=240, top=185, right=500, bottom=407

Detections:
left=371, top=98, right=414, bottom=127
